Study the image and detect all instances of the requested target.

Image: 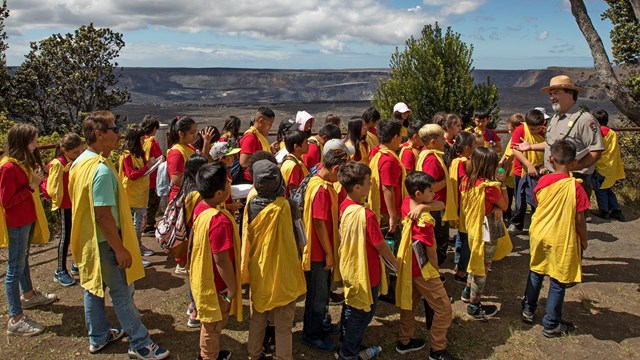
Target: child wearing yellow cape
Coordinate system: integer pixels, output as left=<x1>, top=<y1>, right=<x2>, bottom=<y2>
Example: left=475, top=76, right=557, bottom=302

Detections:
left=396, top=172, right=454, bottom=360
left=521, top=140, right=589, bottom=338
left=591, top=109, right=625, bottom=222
left=190, top=163, right=242, bottom=360
left=460, top=147, right=512, bottom=320
left=336, top=161, right=398, bottom=360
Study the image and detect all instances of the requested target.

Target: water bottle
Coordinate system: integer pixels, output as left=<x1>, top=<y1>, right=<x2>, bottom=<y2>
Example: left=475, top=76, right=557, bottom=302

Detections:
left=359, top=346, right=382, bottom=360
left=497, top=167, right=505, bottom=182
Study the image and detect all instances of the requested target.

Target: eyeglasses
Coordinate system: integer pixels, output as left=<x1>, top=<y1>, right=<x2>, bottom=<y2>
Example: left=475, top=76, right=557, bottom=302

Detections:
left=102, top=126, right=119, bottom=134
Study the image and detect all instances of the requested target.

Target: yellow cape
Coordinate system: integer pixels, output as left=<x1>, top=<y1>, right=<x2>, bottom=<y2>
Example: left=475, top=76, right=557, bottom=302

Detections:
left=595, top=129, right=625, bottom=189
left=302, top=176, right=341, bottom=281
left=46, top=156, right=72, bottom=211
left=345, top=140, right=369, bottom=165
left=190, top=207, right=243, bottom=323
left=523, top=124, right=545, bottom=167
left=69, top=154, right=144, bottom=297
left=0, top=157, right=50, bottom=248
left=502, top=140, right=515, bottom=189
left=169, top=143, right=195, bottom=161
left=339, top=203, right=388, bottom=312
left=241, top=197, right=306, bottom=313
left=308, top=136, right=324, bottom=163
left=445, top=156, right=468, bottom=223
left=529, top=177, right=582, bottom=283
left=416, top=149, right=457, bottom=221
left=365, top=131, right=379, bottom=150
left=396, top=214, right=439, bottom=310
left=142, top=136, right=156, bottom=159
left=118, top=151, right=150, bottom=208
left=461, top=180, right=512, bottom=277
left=368, top=147, right=407, bottom=222
left=281, top=156, right=309, bottom=186
left=244, top=127, right=271, bottom=153
left=399, top=143, right=419, bottom=171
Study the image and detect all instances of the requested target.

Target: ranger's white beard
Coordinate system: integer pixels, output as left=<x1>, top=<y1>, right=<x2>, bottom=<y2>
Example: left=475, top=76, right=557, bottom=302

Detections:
left=551, top=103, right=561, bottom=112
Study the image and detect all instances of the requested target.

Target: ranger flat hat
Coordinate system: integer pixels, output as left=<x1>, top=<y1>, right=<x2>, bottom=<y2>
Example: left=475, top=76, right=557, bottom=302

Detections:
left=540, top=75, right=584, bottom=94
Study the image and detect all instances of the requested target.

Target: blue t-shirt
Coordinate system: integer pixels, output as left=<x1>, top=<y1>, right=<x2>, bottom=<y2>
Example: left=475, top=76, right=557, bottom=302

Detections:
left=72, top=150, right=120, bottom=242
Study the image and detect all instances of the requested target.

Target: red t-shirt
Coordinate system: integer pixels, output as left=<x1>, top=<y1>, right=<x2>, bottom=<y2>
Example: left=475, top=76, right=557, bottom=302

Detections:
left=240, top=132, right=264, bottom=181
left=303, top=142, right=321, bottom=170
left=310, top=178, right=335, bottom=262
left=378, top=152, right=403, bottom=216
left=167, top=144, right=196, bottom=201
left=533, top=173, right=590, bottom=212
left=352, top=141, right=369, bottom=162
left=511, top=125, right=546, bottom=177
left=122, top=154, right=149, bottom=181
left=460, top=177, right=502, bottom=215
left=286, top=162, right=305, bottom=192
left=600, top=126, right=610, bottom=138
left=340, top=198, right=384, bottom=287
left=0, top=162, right=37, bottom=227
left=421, top=153, right=447, bottom=203
left=400, top=144, right=419, bottom=172
left=401, top=196, right=436, bottom=278
left=369, top=144, right=381, bottom=160
left=145, top=136, right=163, bottom=189
left=481, top=128, right=500, bottom=143
left=193, top=202, right=236, bottom=292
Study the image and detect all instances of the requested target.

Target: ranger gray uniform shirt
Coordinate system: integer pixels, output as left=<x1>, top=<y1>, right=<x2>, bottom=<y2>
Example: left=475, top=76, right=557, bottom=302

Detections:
left=544, top=104, right=605, bottom=174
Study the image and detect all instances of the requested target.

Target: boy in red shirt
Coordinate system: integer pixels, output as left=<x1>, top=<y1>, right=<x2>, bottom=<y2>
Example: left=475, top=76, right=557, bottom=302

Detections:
left=303, top=123, right=341, bottom=170
left=190, top=163, right=242, bottom=360
left=399, top=121, right=425, bottom=172
left=239, top=107, right=275, bottom=182
left=396, top=172, right=453, bottom=360
left=337, top=161, right=398, bottom=360
left=280, top=130, right=309, bottom=197
left=473, top=108, right=502, bottom=153
left=522, top=140, right=589, bottom=338
left=301, top=149, right=348, bottom=352
left=140, top=116, right=164, bottom=233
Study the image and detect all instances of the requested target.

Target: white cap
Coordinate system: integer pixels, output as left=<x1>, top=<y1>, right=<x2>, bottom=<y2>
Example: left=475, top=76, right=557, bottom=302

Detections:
left=323, top=139, right=355, bottom=156
left=393, top=102, right=411, bottom=114
left=534, top=107, right=551, bottom=120
left=295, top=111, right=314, bottom=131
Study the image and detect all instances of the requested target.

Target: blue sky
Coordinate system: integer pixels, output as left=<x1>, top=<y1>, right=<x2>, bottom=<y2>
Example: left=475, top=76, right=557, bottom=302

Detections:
left=5, top=0, right=614, bottom=70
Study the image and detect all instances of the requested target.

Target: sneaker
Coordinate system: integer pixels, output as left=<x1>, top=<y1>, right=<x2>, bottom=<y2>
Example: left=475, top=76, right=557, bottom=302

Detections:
left=329, top=291, right=345, bottom=305
left=6, top=315, right=45, bottom=336
left=395, top=338, right=425, bottom=354
left=21, top=290, right=58, bottom=309
left=460, top=286, right=470, bottom=303
left=188, top=315, right=201, bottom=328
left=142, top=259, right=151, bottom=268
left=301, top=334, right=336, bottom=352
left=217, top=350, right=232, bottom=360
left=140, top=245, right=155, bottom=257
left=454, top=273, right=467, bottom=284
left=592, top=209, right=610, bottom=220
left=521, top=308, right=534, bottom=324
left=429, top=348, right=458, bottom=360
left=70, top=263, right=80, bottom=276
left=507, top=224, right=522, bottom=236
left=89, top=326, right=125, bottom=354
left=187, top=303, right=195, bottom=316
left=467, top=303, right=499, bottom=320
left=128, top=343, right=170, bottom=359
left=542, top=321, right=575, bottom=338
left=175, top=264, right=188, bottom=275
left=54, top=270, right=77, bottom=287
left=610, top=209, right=626, bottom=222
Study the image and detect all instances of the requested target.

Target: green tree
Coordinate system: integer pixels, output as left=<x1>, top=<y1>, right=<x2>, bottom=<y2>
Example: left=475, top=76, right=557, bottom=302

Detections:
left=603, top=0, right=640, bottom=102
left=10, top=23, right=130, bottom=134
left=0, top=1, right=10, bottom=113
left=372, top=23, right=499, bottom=127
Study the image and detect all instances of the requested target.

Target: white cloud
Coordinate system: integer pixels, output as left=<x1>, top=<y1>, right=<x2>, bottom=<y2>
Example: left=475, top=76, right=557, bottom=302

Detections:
left=6, top=0, right=486, bottom=52
left=537, top=31, right=549, bottom=41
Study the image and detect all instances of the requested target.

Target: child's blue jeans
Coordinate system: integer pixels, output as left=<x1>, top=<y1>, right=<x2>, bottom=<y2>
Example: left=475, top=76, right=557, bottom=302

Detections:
left=522, top=270, right=567, bottom=330
left=339, top=285, right=379, bottom=360
left=592, top=171, right=621, bottom=212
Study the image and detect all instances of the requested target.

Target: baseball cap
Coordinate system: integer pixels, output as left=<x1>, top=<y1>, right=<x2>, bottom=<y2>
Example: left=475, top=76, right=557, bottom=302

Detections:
left=393, top=102, right=411, bottom=114
left=323, top=139, right=355, bottom=156
left=209, top=142, right=240, bottom=160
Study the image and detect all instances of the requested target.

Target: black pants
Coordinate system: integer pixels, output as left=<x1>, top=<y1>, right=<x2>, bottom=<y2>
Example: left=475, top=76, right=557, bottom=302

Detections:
left=303, top=261, right=331, bottom=340
left=145, top=189, right=161, bottom=229
left=57, top=208, right=72, bottom=272
left=509, top=176, right=535, bottom=231
left=431, top=211, right=449, bottom=266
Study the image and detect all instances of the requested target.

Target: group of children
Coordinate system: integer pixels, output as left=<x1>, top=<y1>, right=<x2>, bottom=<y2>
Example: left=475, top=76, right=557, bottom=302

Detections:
left=0, top=102, right=627, bottom=360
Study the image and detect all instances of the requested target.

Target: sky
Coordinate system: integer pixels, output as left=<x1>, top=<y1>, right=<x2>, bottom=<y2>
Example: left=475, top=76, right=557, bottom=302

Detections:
left=3, top=0, right=616, bottom=70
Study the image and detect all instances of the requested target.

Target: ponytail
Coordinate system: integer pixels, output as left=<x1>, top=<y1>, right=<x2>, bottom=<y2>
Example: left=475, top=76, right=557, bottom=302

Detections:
left=168, top=116, right=196, bottom=147
left=448, top=132, right=474, bottom=167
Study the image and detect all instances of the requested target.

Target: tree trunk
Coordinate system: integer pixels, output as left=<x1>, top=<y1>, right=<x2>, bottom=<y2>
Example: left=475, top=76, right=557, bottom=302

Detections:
left=630, top=0, right=640, bottom=22
left=570, top=0, right=640, bottom=125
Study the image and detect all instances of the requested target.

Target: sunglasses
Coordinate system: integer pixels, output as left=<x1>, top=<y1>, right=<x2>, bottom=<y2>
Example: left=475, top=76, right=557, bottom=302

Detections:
left=102, top=126, right=119, bottom=134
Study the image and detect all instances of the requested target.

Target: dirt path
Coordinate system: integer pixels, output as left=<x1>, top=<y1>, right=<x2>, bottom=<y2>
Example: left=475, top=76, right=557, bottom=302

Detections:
left=1, top=206, right=639, bottom=360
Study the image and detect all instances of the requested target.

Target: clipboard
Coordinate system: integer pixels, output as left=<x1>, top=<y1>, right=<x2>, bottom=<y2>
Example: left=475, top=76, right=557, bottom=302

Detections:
left=143, top=156, right=164, bottom=177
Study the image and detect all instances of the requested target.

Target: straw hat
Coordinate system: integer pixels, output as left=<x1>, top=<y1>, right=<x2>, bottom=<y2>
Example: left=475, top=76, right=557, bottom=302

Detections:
left=540, top=75, right=584, bottom=94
